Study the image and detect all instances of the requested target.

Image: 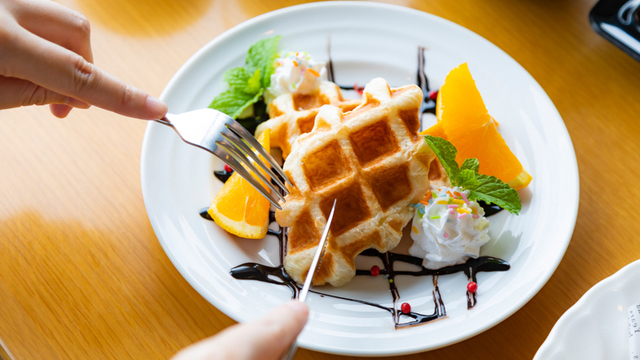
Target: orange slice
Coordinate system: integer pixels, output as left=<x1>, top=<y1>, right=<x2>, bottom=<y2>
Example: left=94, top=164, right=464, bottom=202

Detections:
left=208, top=129, right=272, bottom=239
left=420, top=63, right=531, bottom=190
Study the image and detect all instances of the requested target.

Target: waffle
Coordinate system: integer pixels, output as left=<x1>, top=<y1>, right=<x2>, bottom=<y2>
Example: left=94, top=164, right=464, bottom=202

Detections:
left=276, top=78, right=443, bottom=287
left=255, top=81, right=361, bottom=159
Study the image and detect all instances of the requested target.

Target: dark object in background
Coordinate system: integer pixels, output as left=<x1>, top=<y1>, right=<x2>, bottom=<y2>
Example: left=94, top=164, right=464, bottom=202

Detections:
left=590, top=0, right=640, bottom=61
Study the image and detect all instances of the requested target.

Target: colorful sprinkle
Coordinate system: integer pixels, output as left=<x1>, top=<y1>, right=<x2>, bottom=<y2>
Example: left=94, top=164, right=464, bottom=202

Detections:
left=293, top=60, right=299, bottom=67
left=444, top=233, right=449, bottom=238
left=389, top=279, right=394, bottom=283
left=430, top=215, right=441, bottom=220
left=308, top=68, right=320, bottom=77
left=224, top=164, right=232, bottom=173
left=460, top=192, right=470, bottom=205
left=458, top=213, right=468, bottom=219
left=449, top=209, right=455, bottom=214
left=370, top=265, right=380, bottom=277
left=472, top=214, right=480, bottom=219
left=447, top=205, right=459, bottom=209
left=412, top=226, right=419, bottom=234
left=437, top=200, right=448, bottom=205
left=354, top=83, right=364, bottom=95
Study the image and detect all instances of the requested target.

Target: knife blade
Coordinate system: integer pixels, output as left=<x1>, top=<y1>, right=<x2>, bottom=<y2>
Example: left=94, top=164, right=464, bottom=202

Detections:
left=281, top=199, right=336, bottom=360
left=299, top=199, right=336, bottom=302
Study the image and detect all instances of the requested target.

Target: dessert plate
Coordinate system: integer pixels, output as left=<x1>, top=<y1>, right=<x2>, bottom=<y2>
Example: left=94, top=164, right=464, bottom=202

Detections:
left=141, top=2, right=579, bottom=356
left=534, top=260, right=640, bottom=359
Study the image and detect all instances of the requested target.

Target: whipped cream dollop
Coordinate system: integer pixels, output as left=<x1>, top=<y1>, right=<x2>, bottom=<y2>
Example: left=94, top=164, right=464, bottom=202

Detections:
left=269, top=51, right=327, bottom=97
left=409, top=186, right=491, bottom=269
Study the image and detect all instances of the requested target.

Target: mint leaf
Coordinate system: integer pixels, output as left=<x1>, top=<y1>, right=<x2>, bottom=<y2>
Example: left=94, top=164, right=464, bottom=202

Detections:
left=246, top=69, right=262, bottom=94
left=424, top=135, right=459, bottom=183
left=466, top=174, right=521, bottom=215
left=245, top=36, right=280, bottom=88
left=461, top=158, right=479, bottom=173
left=456, top=169, right=479, bottom=188
left=209, top=36, right=280, bottom=119
left=209, top=90, right=263, bottom=119
left=423, top=135, right=522, bottom=215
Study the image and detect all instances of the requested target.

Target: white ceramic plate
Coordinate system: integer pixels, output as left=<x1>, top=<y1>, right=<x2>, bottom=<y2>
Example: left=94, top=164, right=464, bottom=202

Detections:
left=534, top=260, right=640, bottom=359
left=141, top=2, right=579, bottom=356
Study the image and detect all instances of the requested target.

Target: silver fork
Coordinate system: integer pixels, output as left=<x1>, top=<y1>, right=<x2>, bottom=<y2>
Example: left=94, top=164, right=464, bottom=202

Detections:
left=154, top=109, right=292, bottom=210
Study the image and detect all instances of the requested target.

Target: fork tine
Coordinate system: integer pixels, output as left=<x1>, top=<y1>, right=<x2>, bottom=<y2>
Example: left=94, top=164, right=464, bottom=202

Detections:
left=225, top=122, right=293, bottom=187
left=221, top=131, right=289, bottom=196
left=218, top=146, right=283, bottom=210
left=217, top=141, right=286, bottom=206
left=217, top=140, right=286, bottom=203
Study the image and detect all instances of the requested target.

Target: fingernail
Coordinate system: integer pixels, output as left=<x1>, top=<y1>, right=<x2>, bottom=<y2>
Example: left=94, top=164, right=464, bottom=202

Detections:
left=65, top=97, right=90, bottom=109
left=146, top=95, right=168, bottom=118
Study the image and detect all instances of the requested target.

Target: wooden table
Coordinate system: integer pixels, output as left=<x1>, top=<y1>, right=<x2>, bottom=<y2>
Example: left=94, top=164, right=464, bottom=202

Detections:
left=1, top=0, right=639, bottom=358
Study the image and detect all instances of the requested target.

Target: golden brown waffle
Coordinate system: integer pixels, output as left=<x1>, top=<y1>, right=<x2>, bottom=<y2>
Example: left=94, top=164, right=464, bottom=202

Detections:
left=255, top=81, right=361, bottom=159
left=276, top=78, right=442, bottom=287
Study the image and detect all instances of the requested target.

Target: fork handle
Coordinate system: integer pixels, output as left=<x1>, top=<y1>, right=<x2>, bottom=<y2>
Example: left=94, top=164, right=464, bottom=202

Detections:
left=154, top=117, right=172, bottom=127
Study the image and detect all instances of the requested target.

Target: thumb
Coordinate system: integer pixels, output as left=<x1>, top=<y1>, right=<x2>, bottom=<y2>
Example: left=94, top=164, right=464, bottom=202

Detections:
left=0, top=76, right=89, bottom=111
left=172, top=301, right=309, bottom=360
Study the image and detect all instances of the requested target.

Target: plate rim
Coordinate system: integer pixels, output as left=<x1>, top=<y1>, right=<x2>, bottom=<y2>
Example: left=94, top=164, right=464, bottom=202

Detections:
left=534, top=259, right=640, bottom=359
left=141, top=1, right=580, bottom=356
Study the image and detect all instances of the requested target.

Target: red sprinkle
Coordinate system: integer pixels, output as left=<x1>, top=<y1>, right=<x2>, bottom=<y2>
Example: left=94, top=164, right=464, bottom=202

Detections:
left=467, top=281, right=478, bottom=293
left=429, top=90, right=438, bottom=101
left=224, top=164, right=233, bottom=173
left=354, top=83, right=364, bottom=95
left=401, top=302, right=411, bottom=313
left=370, top=265, right=380, bottom=277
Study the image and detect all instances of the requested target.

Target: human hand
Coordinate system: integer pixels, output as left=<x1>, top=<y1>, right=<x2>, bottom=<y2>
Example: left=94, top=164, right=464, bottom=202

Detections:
left=171, top=301, right=309, bottom=360
left=0, top=0, right=167, bottom=119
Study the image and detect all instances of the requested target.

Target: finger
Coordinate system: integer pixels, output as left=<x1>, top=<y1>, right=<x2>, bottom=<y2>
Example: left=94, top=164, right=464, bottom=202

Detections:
left=50, top=104, right=73, bottom=118
left=7, top=0, right=93, bottom=62
left=172, top=301, right=309, bottom=360
left=6, top=28, right=167, bottom=119
left=0, top=76, right=90, bottom=110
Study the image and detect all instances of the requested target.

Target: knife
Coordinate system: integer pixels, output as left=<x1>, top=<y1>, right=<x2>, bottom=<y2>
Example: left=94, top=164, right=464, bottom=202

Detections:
left=281, top=199, right=336, bottom=360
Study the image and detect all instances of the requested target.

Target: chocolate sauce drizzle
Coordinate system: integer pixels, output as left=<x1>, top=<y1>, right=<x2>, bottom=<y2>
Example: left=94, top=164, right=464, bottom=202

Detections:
left=213, top=170, right=233, bottom=184
left=226, top=211, right=509, bottom=328
left=417, top=47, right=437, bottom=119
left=203, top=43, right=510, bottom=328
left=328, top=45, right=437, bottom=125
left=479, top=200, right=504, bottom=216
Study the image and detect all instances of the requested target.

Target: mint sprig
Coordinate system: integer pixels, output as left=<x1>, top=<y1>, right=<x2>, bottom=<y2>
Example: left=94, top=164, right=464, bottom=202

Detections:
left=209, top=36, right=281, bottom=119
left=424, top=135, right=522, bottom=215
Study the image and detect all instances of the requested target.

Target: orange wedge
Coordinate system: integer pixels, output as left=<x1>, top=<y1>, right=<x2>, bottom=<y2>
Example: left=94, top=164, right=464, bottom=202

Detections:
left=420, top=63, right=532, bottom=190
left=208, top=129, right=272, bottom=239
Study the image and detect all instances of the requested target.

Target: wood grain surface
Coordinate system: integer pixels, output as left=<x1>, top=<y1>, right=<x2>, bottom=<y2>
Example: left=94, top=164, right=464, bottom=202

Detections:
left=1, top=0, right=639, bottom=359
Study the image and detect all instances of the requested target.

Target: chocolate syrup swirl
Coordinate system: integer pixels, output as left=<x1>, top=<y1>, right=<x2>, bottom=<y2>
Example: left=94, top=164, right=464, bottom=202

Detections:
left=227, top=213, right=509, bottom=327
